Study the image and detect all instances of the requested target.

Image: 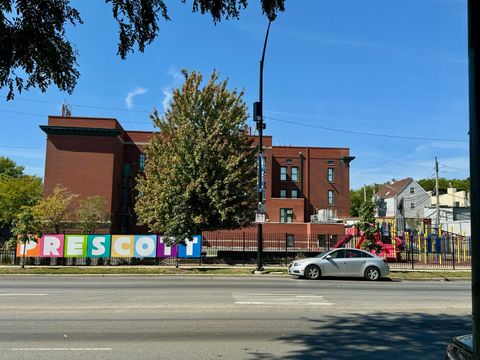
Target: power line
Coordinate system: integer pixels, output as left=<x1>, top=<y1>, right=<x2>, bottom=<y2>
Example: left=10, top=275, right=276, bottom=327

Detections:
left=264, top=116, right=468, bottom=143
left=440, top=164, right=469, bottom=172
left=1, top=99, right=469, bottom=143
left=0, top=109, right=153, bottom=124
left=16, top=97, right=152, bottom=114
left=0, top=145, right=42, bottom=150
left=0, top=109, right=46, bottom=117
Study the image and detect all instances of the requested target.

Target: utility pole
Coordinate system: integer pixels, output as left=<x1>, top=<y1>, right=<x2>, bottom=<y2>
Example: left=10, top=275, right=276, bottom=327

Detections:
left=254, top=20, right=272, bottom=273
left=467, top=0, right=480, bottom=356
left=435, top=157, right=440, bottom=234
left=364, top=185, right=367, bottom=202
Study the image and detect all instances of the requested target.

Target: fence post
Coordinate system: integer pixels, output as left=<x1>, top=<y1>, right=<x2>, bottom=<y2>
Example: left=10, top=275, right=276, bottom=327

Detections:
left=242, top=232, right=245, bottom=266
left=285, top=233, right=288, bottom=267
left=452, top=235, right=456, bottom=270
left=409, top=233, right=414, bottom=270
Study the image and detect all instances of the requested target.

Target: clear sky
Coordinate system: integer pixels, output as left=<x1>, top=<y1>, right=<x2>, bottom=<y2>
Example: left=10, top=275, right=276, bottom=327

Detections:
left=0, top=0, right=469, bottom=189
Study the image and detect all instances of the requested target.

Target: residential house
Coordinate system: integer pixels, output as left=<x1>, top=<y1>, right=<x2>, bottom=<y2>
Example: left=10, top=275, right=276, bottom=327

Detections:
left=374, top=178, right=431, bottom=232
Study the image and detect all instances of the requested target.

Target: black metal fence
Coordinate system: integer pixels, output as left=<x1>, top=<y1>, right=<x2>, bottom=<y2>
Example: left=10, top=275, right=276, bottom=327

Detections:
left=0, top=231, right=471, bottom=269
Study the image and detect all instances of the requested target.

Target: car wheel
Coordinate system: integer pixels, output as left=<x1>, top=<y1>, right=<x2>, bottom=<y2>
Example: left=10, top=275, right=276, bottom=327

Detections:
left=364, top=266, right=380, bottom=281
left=305, top=265, right=321, bottom=280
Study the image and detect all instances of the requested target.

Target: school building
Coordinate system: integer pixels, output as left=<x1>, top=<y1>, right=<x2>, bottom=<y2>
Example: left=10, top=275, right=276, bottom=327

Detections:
left=40, top=115, right=353, bottom=240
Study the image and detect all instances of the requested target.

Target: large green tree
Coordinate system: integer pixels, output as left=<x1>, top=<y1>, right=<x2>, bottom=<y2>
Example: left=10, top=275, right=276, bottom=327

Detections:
left=1, top=0, right=285, bottom=100
left=135, top=70, right=257, bottom=243
left=0, top=158, right=42, bottom=228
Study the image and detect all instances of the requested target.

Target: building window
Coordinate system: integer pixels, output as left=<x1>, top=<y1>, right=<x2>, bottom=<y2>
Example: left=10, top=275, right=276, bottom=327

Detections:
left=280, top=166, right=287, bottom=181
left=410, top=203, right=415, bottom=210
left=327, top=160, right=335, bottom=165
left=328, top=190, right=334, bottom=205
left=139, top=153, right=146, bottom=172
left=291, top=167, right=298, bottom=181
left=280, top=189, right=287, bottom=198
left=280, top=208, right=293, bottom=223
left=291, top=189, right=298, bottom=198
left=410, top=187, right=414, bottom=194
left=327, top=168, right=334, bottom=182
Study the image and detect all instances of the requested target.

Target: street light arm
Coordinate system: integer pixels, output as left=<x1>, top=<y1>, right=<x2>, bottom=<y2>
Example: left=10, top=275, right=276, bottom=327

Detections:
left=259, top=20, right=272, bottom=104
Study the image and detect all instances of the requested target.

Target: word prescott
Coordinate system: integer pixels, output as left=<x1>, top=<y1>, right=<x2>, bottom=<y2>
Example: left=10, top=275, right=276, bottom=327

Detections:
left=16, top=234, right=202, bottom=259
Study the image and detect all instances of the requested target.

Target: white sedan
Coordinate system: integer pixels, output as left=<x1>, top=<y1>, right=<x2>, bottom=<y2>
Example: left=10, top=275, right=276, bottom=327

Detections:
left=288, top=248, right=390, bottom=281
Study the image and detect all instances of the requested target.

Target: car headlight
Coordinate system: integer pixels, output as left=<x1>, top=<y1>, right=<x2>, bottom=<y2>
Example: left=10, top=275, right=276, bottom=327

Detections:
left=293, top=262, right=301, bottom=267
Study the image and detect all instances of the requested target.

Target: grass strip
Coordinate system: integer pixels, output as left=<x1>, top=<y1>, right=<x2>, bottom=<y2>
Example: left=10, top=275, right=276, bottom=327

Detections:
left=0, top=266, right=471, bottom=280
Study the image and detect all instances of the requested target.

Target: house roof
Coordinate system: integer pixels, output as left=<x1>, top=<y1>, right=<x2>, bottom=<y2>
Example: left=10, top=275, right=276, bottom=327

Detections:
left=375, top=178, right=413, bottom=199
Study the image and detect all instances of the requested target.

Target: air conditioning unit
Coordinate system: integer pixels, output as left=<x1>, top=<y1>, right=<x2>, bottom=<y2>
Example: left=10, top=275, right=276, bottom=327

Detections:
left=286, top=209, right=293, bottom=214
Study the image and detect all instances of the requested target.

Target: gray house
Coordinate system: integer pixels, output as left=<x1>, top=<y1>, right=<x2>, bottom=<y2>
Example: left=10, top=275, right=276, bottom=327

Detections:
left=374, top=178, right=431, bottom=232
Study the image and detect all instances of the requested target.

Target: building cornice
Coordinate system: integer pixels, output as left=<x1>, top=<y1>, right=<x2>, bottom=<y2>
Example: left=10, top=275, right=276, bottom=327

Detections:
left=40, top=125, right=123, bottom=137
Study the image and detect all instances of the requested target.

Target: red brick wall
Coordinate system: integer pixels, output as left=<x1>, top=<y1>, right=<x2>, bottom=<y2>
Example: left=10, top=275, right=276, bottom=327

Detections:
left=266, top=198, right=305, bottom=223
left=43, top=134, right=122, bottom=222
left=203, top=222, right=345, bottom=238
left=266, top=146, right=351, bottom=221
left=48, top=116, right=122, bottom=130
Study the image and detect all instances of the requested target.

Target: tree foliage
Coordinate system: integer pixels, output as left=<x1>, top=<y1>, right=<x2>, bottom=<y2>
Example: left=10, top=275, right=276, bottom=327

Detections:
left=349, top=184, right=380, bottom=217
left=1, top=0, right=82, bottom=100
left=135, top=70, right=257, bottom=243
left=0, top=160, right=42, bottom=227
left=0, top=156, right=25, bottom=178
left=33, top=185, right=77, bottom=234
left=10, top=206, right=42, bottom=267
left=417, top=177, right=470, bottom=193
left=76, top=196, right=109, bottom=234
left=358, top=201, right=382, bottom=253
left=1, top=0, right=285, bottom=99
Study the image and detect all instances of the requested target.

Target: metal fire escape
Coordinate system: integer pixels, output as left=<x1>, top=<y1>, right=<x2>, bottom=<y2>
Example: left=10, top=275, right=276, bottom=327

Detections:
left=118, top=163, right=136, bottom=234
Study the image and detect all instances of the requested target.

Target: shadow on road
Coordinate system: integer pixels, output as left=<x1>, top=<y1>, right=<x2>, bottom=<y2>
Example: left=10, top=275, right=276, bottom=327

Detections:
left=249, top=312, right=470, bottom=360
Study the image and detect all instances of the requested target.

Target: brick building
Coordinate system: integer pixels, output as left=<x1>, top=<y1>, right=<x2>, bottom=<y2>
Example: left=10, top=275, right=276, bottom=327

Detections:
left=41, top=115, right=353, bottom=239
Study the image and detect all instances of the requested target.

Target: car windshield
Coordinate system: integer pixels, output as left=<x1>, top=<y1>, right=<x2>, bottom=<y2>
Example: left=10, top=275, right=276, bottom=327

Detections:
left=315, top=251, right=330, bottom=258
left=455, top=335, right=472, bottom=351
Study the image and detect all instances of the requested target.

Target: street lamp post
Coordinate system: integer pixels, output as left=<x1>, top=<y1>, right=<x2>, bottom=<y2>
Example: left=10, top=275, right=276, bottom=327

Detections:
left=255, top=20, right=272, bottom=273
left=468, top=0, right=480, bottom=357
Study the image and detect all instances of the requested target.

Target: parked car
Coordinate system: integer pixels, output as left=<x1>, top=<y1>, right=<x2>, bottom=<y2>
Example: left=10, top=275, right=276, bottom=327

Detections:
left=288, top=248, right=390, bottom=281
left=445, top=334, right=472, bottom=360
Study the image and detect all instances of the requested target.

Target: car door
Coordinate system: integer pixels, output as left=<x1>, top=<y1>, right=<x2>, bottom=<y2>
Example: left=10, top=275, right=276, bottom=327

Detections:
left=321, top=249, right=347, bottom=276
left=344, top=249, right=366, bottom=276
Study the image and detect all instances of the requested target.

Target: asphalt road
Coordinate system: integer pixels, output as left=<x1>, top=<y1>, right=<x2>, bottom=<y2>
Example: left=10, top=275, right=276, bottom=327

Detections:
left=0, top=276, right=472, bottom=360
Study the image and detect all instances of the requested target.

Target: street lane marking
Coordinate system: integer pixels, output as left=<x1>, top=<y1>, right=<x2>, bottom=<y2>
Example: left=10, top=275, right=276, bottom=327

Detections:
left=0, top=293, right=48, bottom=296
left=11, top=348, right=112, bottom=351
left=236, top=301, right=333, bottom=305
left=233, top=292, right=333, bottom=306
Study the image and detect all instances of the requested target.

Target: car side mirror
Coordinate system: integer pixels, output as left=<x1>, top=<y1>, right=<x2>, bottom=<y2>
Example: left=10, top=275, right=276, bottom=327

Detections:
left=324, top=255, right=332, bottom=260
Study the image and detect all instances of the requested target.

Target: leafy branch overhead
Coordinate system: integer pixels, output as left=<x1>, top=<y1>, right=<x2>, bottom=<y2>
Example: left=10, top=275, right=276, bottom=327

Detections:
left=135, top=70, right=257, bottom=244
left=0, top=0, right=285, bottom=100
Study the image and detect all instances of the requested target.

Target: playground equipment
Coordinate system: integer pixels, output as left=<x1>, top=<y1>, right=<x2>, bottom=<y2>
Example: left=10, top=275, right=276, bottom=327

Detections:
left=334, top=225, right=403, bottom=261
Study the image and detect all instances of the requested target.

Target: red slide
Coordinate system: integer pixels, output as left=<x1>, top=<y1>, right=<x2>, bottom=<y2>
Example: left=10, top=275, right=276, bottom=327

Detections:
left=333, top=226, right=358, bottom=248
left=333, top=234, right=352, bottom=248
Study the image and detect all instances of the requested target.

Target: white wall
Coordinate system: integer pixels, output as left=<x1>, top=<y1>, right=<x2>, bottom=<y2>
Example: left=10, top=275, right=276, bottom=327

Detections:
left=397, top=180, right=431, bottom=218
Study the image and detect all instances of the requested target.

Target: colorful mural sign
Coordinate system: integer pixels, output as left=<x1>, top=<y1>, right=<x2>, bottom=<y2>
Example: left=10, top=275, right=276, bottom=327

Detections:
left=16, top=234, right=202, bottom=259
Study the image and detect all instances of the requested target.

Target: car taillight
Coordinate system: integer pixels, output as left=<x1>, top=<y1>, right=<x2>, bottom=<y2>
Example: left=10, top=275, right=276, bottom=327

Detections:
left=382, top=259, right=388, bottom=264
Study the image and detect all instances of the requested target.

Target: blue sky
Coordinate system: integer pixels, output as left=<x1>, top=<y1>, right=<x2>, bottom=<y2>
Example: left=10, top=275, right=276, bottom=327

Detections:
left=0, top=0, right=469, bottom=189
